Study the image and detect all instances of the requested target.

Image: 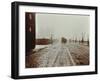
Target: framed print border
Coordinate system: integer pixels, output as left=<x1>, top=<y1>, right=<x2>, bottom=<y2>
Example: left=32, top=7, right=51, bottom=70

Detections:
left=11, top=1, right=98, bottom=79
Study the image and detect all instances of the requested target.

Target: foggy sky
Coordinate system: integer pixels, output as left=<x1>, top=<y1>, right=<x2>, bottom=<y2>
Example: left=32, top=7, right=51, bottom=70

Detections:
left=35, top=13, right=89, bottom=41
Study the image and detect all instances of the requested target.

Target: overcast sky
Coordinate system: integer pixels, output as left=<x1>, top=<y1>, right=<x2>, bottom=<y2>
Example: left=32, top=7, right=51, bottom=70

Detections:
left=35, top=13, right=89, bottom=41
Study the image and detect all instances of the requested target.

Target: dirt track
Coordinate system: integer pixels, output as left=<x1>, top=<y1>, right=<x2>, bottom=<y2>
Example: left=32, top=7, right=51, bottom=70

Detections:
left=26, top=42, right=89, bottom=68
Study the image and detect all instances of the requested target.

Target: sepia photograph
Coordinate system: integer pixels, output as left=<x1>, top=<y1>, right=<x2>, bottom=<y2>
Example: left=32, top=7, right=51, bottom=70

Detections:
left=25, top=12, right=90, bottom=68
left=11, top=2, right=97, bottom=79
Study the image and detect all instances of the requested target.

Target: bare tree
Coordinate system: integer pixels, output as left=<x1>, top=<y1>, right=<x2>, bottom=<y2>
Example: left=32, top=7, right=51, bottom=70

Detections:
left=87, top=36, right=89, bottom=46
left=81, top=32, right=85, bottom=43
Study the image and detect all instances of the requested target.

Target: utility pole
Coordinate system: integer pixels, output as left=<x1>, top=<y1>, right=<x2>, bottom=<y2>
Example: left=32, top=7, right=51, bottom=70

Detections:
left=50, top=34, right=53, bottom=44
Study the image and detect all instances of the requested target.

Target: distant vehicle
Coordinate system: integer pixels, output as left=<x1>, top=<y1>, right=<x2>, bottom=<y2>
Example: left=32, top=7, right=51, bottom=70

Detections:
left=61, top=37, right=67, bottom=43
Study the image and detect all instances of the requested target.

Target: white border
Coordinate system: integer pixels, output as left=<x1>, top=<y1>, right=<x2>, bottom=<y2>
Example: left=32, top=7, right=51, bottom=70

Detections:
left=19, top=5, right=95, bottom=76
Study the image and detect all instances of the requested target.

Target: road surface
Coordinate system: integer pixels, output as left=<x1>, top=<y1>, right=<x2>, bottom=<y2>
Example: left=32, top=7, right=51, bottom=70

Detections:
left=26, top=42, right=89, bottom=68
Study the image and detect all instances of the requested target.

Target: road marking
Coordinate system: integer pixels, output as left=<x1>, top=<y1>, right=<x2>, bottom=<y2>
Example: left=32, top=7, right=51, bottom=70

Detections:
left=66, top=47, right=76, bottom=65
